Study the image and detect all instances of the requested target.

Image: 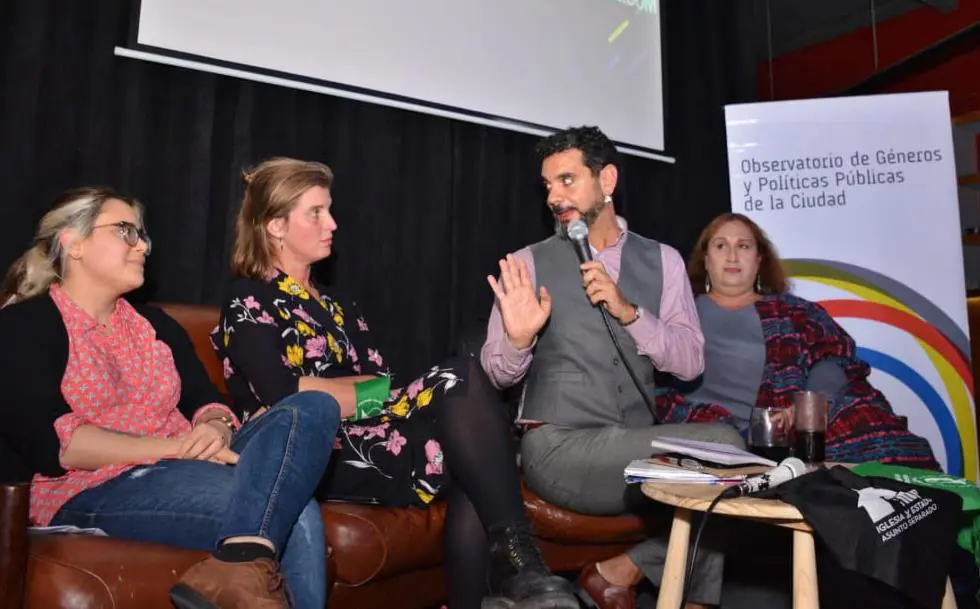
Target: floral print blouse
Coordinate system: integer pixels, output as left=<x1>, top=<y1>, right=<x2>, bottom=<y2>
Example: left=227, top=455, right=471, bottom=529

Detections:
left=212, top=270, right=467, bottom=507
left=212, top=270, right=390, bottom=421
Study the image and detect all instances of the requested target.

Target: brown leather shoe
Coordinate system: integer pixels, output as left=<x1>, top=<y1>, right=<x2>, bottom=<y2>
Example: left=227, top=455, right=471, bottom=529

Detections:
left=577, top=562, right=636, bottom=609
left=169, top=556, right=289, bottom=609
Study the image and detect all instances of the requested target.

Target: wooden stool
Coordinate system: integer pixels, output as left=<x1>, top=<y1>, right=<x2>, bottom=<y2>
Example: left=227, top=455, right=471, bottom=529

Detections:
left=641, top=482, right=957, bottom=609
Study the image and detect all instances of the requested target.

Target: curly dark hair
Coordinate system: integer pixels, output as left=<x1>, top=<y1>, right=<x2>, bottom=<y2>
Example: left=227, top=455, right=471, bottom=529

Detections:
left=534, top=126, right=619, bottom=175
left=688, top=212, right=789, bottom=296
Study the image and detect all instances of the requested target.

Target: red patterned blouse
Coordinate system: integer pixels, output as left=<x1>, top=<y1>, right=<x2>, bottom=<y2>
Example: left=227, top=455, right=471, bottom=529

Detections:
left=28, top=286, right=235, bottom=525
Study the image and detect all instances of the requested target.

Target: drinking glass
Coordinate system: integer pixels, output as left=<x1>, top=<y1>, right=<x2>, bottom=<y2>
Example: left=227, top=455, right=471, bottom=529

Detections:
left=793, top=391, right=828, bottom=465
left=747, top=406, right=793, bottom=461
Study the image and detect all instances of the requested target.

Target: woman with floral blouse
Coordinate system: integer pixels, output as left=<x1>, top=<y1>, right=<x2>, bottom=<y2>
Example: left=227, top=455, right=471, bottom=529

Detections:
left=212, top=157, right=579, bottom=609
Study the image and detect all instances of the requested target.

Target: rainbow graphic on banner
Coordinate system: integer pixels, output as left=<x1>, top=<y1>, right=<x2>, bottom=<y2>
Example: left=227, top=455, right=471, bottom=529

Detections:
left=785, top=259, right=977, bottom=480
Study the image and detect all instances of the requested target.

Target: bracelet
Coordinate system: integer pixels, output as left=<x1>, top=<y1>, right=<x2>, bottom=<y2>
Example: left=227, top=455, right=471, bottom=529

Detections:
left=620, top=305, right=642, bottom=327
left=353, top=377, right=391, bottom=421
left=206, top=415, right=236, bottom=433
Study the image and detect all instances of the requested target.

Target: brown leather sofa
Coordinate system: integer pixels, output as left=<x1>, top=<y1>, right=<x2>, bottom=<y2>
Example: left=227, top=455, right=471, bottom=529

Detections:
left=0, top=303, right=646, bottom=609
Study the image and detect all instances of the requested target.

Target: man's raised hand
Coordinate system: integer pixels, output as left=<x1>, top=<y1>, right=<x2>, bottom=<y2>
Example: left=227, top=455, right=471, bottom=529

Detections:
left=487, top=255, right=552, bottom=350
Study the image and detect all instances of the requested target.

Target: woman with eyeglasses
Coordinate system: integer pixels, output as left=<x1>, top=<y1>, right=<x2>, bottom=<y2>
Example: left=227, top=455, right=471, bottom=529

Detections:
left=0, top=187, right=340, bottom=609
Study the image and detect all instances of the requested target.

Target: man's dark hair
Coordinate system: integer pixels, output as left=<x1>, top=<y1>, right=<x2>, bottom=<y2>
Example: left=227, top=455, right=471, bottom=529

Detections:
left=535, top=126, right=620, bottom=176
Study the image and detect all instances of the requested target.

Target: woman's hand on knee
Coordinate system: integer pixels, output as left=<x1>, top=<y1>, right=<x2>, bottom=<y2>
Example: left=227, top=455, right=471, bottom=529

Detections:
left=177, top=423, right=240, bottom=465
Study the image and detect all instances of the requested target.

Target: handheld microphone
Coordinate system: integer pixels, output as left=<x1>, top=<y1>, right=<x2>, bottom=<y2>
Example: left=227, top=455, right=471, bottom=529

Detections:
left=566, top=217, right=661, bottom=424
left=566, top=220, right=593, bottom=265
left=720, top=457, right=809, bottom=498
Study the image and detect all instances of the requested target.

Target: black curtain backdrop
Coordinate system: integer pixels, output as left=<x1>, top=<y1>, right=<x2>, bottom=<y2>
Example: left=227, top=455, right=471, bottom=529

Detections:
left=0, top=0, right=757, bottom=380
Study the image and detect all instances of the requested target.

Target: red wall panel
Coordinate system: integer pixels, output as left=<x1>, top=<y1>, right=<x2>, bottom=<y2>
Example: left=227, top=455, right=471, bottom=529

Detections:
left=757, top=3, right=980, bottom=115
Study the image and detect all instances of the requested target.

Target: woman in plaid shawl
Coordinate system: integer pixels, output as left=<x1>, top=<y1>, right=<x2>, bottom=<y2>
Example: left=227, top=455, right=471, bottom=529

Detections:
left=656, top=212, right=939, bottom=470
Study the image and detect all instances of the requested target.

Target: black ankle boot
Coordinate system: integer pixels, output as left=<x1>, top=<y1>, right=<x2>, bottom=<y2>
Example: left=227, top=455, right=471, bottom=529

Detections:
left=484, top=523, right=580, bottom=609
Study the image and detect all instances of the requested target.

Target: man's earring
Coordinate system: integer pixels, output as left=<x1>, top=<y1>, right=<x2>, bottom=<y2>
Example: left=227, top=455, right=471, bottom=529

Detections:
left=603, top=194, right=612, bottom=204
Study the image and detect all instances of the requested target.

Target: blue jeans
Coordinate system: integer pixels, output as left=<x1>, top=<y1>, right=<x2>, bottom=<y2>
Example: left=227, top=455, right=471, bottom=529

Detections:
left=52, top=391, right=340, bottom=609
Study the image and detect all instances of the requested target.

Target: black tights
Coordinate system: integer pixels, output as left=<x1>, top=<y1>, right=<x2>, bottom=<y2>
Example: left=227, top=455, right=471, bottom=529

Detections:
left=444, top=488, right=491, bottom=608
left=437, top=357, right=526, bottom=609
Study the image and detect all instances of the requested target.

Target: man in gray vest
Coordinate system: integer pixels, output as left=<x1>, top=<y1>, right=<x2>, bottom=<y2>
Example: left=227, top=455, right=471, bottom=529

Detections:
left=480, top=126, right=743, bottom=609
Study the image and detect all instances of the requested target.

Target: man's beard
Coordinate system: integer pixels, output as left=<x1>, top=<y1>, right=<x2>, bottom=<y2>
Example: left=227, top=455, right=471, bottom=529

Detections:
left=582, top=195, right=607, bottom=224
left=553, top=194, right=607, bottom=238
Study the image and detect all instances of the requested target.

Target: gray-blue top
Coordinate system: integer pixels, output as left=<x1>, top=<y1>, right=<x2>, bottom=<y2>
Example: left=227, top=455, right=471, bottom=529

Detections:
left=679, top=294, right=847, bottom=434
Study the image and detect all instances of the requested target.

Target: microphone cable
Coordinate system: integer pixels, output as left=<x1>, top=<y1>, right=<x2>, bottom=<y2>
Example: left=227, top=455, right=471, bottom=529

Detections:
left=566, top=218, right=661, bottom=424
left=595, top=305, right=662, bottom=424
left=679, top=492, right=725, bottom=608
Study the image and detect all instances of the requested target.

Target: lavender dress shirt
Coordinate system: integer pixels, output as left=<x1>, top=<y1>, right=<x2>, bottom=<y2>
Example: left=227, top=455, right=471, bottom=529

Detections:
left=480, top=218, right=705, bottom=394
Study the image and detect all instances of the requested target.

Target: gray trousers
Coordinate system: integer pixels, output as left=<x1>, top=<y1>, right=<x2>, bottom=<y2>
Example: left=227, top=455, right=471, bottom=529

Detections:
left=521, top=422, right=745, bottom=606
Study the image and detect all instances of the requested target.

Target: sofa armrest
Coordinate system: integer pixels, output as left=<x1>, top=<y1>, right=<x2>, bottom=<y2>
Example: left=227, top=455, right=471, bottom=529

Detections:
left=0, top=483, right=29, bottom=609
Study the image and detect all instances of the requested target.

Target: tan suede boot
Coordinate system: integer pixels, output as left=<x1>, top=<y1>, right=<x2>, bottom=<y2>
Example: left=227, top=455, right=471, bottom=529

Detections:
left=169, top=556, right=290, bottom=609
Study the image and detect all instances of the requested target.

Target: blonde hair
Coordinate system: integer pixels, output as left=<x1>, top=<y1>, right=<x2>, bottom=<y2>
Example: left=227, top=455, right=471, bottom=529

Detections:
left=231, top=157, right=335, bottom=279
left=1, top=187, right=143, bottom=307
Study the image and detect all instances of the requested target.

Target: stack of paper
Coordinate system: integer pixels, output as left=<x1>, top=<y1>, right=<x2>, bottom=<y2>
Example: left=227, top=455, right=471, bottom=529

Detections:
left=623, top=437, right=778, bottom=484
left=648, top=437, right=777, bottom=467
left=624, top=456, right=758, bottom=484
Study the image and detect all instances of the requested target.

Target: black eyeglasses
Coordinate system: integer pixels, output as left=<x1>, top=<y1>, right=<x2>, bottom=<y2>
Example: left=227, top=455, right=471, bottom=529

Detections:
left=91, top=221, right=152, bottom=254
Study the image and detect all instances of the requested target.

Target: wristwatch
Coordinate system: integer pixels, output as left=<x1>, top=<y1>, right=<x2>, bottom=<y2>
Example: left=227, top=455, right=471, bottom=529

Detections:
left=620, top=304, right=642, bottom=327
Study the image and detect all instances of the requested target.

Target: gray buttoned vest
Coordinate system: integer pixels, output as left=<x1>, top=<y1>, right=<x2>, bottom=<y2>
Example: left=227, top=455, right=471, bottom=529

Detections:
left=520, top=233, right=663, bottom=428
